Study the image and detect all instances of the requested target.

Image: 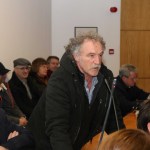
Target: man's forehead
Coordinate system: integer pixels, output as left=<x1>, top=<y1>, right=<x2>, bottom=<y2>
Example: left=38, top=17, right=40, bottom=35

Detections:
left=130, top=72, right=137, bottom=77
left=80, top=40, right=103, bottom=52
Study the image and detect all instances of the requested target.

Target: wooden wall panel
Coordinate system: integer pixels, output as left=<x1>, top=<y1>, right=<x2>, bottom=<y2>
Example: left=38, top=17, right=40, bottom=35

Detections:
left=121, top=0, right=150, bottom=30
left=121, top=0, right=150, bottom=91
left=136, top=79, right=150, bottom=92
left=120, top=31, right=150, bottom=78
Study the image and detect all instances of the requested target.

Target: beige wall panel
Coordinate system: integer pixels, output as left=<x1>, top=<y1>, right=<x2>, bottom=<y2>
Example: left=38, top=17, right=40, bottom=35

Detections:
left=120, top=31, right=150, bottom=78
left=121, top=0, right=150, bottom=30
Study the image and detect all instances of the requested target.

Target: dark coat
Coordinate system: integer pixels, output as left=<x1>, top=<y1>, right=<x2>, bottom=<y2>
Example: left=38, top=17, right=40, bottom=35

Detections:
left=9, top=72, right=37, bottom=118
left=0, top=86, right=26, bottom=124
left=28, top=52, right=125, bottom=150
left=0, top=108, right=34, bottom=150
left=29, top=72, right=47, bottom=102
left=115, top=76, right=149, bottom=116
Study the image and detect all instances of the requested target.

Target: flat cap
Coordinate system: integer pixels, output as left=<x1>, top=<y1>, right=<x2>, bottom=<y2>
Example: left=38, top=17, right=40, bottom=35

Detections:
left=13, top=58, right=31, bottom=67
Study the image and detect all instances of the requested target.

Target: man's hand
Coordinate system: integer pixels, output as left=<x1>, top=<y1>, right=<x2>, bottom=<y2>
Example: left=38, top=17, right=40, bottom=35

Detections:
left=0, top=146, right=8, bottom=150
left=19, top=117, right=28, bottom=126
left=7, top=131, right=19, bottom=140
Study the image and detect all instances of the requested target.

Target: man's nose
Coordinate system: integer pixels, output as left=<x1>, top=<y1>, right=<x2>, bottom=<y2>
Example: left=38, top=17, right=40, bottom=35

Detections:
left=94, top=55, right=101, bottom=64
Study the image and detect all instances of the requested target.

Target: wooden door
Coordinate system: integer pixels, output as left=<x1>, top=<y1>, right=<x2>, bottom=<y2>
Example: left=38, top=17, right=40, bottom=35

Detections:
left=121, top=0, right=150, bottom=92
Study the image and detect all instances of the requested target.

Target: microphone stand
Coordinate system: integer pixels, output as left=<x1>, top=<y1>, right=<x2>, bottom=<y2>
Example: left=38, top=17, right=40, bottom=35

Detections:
left=97, top=78, right=117, bottom=150
left=104, top=79, right=119, bottom=130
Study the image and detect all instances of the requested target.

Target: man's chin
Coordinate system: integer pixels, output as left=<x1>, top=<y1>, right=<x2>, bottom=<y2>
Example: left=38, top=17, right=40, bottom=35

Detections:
left=91, top=72, right=99, bottom=77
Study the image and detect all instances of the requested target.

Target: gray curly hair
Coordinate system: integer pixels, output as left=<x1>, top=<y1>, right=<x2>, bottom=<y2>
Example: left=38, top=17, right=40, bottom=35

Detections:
left=65, top=32, right=106, bottom=54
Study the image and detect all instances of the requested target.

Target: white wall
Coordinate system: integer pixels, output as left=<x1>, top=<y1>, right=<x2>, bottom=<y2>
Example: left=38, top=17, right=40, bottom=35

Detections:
left=51, top=0, right=120, bottom=76
left=0, top=0, right=121, bottom=77
left=0, top=0, right=51, bottom=77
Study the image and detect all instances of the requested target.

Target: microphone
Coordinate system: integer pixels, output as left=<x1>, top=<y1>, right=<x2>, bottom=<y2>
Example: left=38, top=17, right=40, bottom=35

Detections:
left=104, top=78, right=119, bottom=130
left=97, top=78, right=117, bottom=150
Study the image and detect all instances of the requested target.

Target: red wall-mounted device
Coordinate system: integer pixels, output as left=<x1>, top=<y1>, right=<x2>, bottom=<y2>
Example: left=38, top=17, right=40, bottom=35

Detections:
left=110, top=7, right=117, bottom=13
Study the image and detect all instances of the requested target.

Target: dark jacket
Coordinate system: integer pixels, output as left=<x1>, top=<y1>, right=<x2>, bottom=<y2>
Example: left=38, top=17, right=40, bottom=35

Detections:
left=28, top=52, right=125, bottom=150
left=115, top=76, right=149, bottom=116
left=9, top=72, right=37, bottom=118
left=0, top=108, right=34, bottom=150
left=0, top=85, right=26, bottom=124
left=29, top=72, right=48, bottom=102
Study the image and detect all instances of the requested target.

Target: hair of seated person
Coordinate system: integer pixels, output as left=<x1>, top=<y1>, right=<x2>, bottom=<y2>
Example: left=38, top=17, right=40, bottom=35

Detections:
left=137, top=99, right=150, bottom=132
left=99, top=129, right=150, bottom=150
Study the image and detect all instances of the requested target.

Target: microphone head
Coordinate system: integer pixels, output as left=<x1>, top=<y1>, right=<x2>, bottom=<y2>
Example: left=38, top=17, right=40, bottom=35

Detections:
left=112, top=78, right=117, bottom=88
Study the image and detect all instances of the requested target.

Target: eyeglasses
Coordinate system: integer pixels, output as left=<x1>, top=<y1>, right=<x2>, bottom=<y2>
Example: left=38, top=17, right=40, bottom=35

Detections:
left=16, top=66, right=31, bottom=70
left=125, top=76, right=137, bottom=81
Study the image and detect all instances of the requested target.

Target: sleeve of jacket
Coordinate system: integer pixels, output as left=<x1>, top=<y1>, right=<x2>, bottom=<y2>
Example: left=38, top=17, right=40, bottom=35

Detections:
left=0, top=108, right=34, bottom=150
left=131, top=85, right=149, bottom=100
left=114, top=88, right=136, bottom=116
left=45, top=76, right=73, bottom=150
left=105, top=91, right=126, bottom=134
left=102, top=68, right=125, bottom=133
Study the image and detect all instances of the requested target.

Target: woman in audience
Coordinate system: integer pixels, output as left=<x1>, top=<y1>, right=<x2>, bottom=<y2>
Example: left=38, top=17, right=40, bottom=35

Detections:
left=99, top=129, right=150, bottom=150
left=29, top=58, right=48, bottom=102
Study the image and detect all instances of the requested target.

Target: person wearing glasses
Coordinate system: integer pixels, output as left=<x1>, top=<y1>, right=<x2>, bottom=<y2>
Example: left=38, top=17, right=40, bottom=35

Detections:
left=115, top=64, right=150, bottom=117
left=9, top=58, right=37, bottom=118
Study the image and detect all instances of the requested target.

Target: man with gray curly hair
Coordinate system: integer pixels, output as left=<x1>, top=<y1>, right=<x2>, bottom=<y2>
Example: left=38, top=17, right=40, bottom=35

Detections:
left=28, top=32, right=125, bottom=150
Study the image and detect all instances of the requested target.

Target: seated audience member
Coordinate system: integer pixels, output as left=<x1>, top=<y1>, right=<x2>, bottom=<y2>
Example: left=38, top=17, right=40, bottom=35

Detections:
left=115, top=64, right=150, bottom=117
left=29, top=58, right=48, bottom=101
left=137, top=99, right=150, bottom=133
left=99, top=129, right=150, bottom=150
left=9, top=58, right=37, bottom=118
left=0, top=108, right=34, bottom=150
left=0, top=62, right=27, bottom=126
left=46, top=56, right=59, bottom=78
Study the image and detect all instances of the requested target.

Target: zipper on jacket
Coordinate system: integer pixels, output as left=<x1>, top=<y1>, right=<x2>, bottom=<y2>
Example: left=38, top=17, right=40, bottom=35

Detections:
left=73, top=126, right=81, bottom=144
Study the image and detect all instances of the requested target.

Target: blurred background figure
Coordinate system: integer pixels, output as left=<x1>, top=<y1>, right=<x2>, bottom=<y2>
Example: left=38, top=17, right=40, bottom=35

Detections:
left=115, top=64, right=150, bottom=117
left=30, top=57, right=48, bottom=102
left=137, top=99, right=150, bottom=133
left=0, top=62, right=27, bottom=126
left=9, top=58, right=37, bottom=118
left=99, top=129, right=150, bottom=150
left=47, top=55, right=59, bottom=78
left=0, top=108, right=34, bottom=150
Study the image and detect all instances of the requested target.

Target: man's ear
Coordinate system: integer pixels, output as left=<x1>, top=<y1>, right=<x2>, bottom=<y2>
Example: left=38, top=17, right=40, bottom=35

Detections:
left=147, top=122, right=150, bottom=133
left=73, top=53, right=80, bottom=62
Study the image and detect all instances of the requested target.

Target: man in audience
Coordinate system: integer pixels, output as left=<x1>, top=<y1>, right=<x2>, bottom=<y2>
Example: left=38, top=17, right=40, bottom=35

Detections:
left=137, top=99, right=150, bottom=133
left=46, top=56, right=59, bottom=78
left=0, top=108, right=34, bottom=150
left=0, top=62, right=27, bottom=126
left=9, top=58, right=37, bottom=118
left=115, top=64, right=150, bottom=117
left=28, top=33, right=125, bottom=150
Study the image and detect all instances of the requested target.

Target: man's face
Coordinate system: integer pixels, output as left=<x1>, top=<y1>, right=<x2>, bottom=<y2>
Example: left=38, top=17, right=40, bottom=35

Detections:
left=14, top=66, right=31, bottom=80
left=122, top=72, right=137, bottom=87
left=48, top=58, right=59, bottom=72
left=74, top=39, right=103, bottom=80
